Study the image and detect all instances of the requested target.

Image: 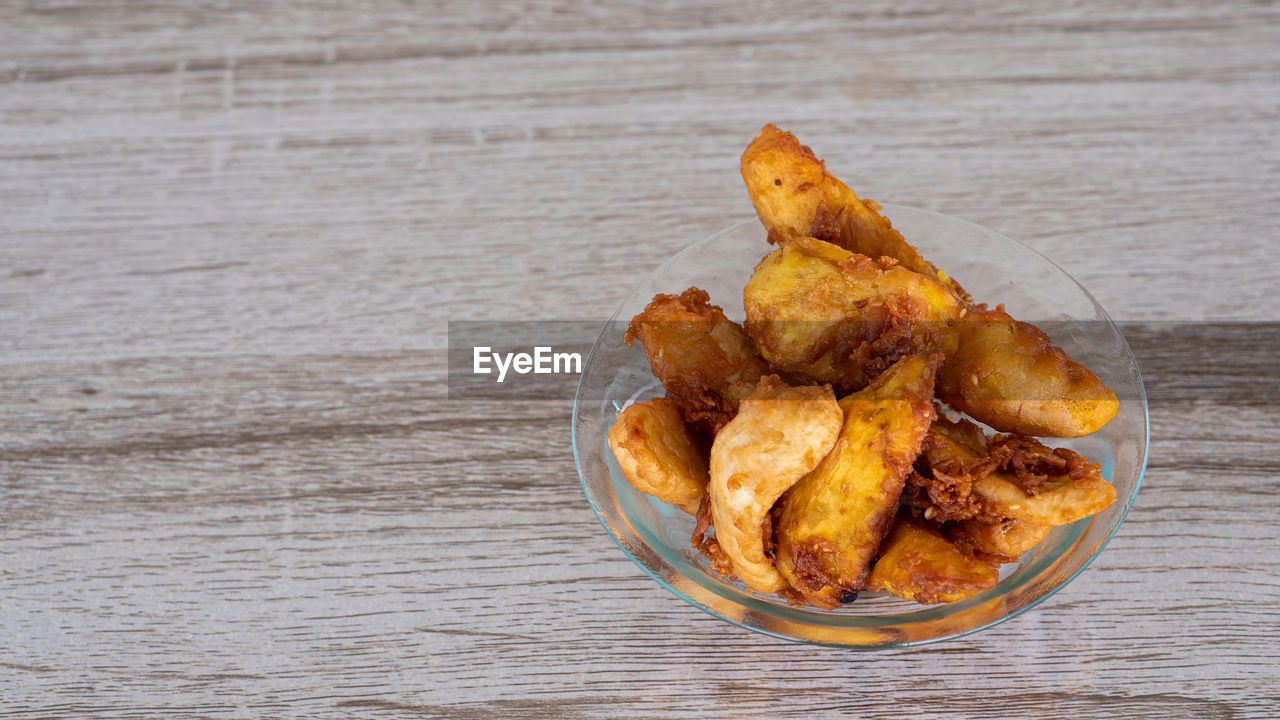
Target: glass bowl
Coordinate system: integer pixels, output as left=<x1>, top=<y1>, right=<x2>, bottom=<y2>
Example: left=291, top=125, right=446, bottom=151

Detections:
left=572, top=205, right=1148, bottom=648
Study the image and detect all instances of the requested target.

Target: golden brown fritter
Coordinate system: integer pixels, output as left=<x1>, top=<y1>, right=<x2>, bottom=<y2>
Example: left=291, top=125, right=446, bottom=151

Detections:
left=912, top=414, right=1118, bottom=529
left=607, top=397, right=709, bottom=515
left=625, top=287, right=769, bottom=435
left=949, top=518, right=1053, bottom=565
left=743, top=236, right=962, bottom=392
left=741, top=125, right=1119, bottom=438
left=972, top=466, right=1118, bottom=528
left=773, top=352, right=941, bottom=609
left=740, top=123, right=969, bottom=300
left=938, top=307, right=1120, bottom=437
left=707, top=376, right=843, bottom=594
left=741, top=237, right=1115, bottom=437
left=865, top=513, right=999, bottom=605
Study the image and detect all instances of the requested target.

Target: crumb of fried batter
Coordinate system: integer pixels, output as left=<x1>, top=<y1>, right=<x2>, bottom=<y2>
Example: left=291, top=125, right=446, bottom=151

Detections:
left=1059, top=447, right=1105, bottom=487
left=985, top=434, right=1068, bottom=494
left=808, top=200, right=842, bottom=245
left=909, top=478, right=1006, bottom=524
left=692, top=495, right=737, bottom=581
left=984, top=434, right=1099, bottom=495
left=779, top=587, right=807, bottom=608
left=760, top=513, right=775, bottom=557
left=781, top=538, right=845, bottom=610
left=910, top=433, right=1006, bottom=523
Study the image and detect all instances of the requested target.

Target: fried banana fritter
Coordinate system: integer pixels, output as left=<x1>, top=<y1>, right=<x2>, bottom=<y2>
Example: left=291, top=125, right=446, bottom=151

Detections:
left=743, top=236, right=962, bottom=392
left=708, top=376, right=843, bottom=594
left=938, top=307, right=1120, bottom=437
left=626, top=287, right=769, bottom=435
left=913, top=414, right=1118, bottom=528
left=743, top=238, right=1117, bottom=437
left=741, top=124, right=1119, bottom=437
left=740, top=123, right=968, bottom=300
left=865, top=514, right=999, bottom=605
left=607, top=397, right=709, bottom=515
left=973, top=469, right=1117, bottom=528
left=950, top=518, right=1053, bottom=564
left=773, top=352, right=940, bottom=609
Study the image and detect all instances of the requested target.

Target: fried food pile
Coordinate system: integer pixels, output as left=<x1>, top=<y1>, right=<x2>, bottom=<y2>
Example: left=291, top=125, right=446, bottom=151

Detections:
left=606, top=124, right=1119, bottom=607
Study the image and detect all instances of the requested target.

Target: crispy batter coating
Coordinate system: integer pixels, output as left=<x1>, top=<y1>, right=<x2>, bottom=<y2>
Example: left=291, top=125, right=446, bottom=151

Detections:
left=949, top=518, right=1053, bottom=565
left=938, top=307, right=1120, bottom=437
left=740, top=123, right=968, bottom=300
left=911, top=415, right=1005, bottom=523
left=773, top=352, right=941, bottom=608
left=708, top=376, right=842, bottom=594
left=743, top=237, right=962, bottom=392
left=692, top=494, right=737, bottom=581
left=626, top=287, right=768, bottom=435
left=926, top=404, right=989, bottom=453
left=743, top=240, right=1116, bottom=436
left=741, top=125, right=1119, bottom=437
left=865, top=514, right=999, bottom=604
left=607, top=397, right=709, bottom=515
left=913, top=414, right=1118, bottom=528
left=975, top=466, right=1117, bottom=528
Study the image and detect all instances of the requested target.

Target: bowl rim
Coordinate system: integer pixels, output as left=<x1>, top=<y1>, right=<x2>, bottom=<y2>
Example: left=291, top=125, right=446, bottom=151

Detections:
left=572, top=206, right=1149, bottom=648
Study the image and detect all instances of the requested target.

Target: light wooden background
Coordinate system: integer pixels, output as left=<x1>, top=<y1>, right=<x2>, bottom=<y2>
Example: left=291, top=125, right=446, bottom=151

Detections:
left=2, top=1, right=1278, bottom=718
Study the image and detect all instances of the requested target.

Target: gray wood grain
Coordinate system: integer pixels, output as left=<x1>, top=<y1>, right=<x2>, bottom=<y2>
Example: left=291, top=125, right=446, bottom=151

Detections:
left=2, top=1, right=1278, bottom=717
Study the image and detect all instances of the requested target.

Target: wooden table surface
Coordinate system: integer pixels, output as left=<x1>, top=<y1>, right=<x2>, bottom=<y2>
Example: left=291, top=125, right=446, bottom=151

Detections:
left=2, top=1, right=1278, bottom=717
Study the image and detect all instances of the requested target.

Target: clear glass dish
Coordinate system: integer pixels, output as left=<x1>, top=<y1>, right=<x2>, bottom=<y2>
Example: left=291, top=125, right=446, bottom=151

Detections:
left=572, top=205, right=1148, bottom=648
